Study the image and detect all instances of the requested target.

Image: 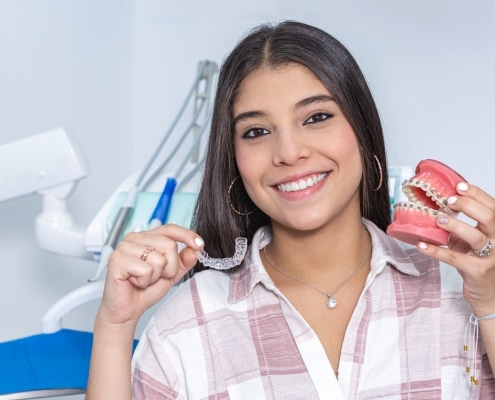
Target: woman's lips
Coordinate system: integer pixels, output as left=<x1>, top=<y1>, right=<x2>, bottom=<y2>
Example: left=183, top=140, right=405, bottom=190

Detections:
left=276, top=173, right=328, bottom=193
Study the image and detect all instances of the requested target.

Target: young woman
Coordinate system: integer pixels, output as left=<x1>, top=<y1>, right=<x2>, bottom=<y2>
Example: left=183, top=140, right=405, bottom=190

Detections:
left=87, top=21, right=495, bottom=399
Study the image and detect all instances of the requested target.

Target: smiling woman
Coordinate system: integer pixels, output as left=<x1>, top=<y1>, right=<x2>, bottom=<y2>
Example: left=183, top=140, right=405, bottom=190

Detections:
left=233, top=64, right=364, bottom=234
left=87, top=21, right=495, bottom=400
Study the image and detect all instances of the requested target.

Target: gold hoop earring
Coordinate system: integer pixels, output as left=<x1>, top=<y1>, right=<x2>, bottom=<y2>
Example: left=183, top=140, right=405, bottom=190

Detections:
left=373, top=154, right=383, bottom=192
left=228, top=176, right=257, bottom=216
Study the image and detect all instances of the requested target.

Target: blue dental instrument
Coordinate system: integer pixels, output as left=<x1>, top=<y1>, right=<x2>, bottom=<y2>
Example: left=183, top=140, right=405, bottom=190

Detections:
left=148, top=177, right=177, bottom=229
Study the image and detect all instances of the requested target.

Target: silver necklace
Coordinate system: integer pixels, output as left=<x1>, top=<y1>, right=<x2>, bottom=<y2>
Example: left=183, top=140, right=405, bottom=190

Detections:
left=263, top=245, right=372, bottom=309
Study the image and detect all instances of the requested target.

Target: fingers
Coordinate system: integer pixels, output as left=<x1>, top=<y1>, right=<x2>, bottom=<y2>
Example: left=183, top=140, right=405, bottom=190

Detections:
left=109, top=224, right=204, bottom=287
left=107, top=247, right=159, bottom=288
left=415, top=181, right=495, bottom=315
left=455, top=182, right=495, bottom=211
left=180, top=246, right=203, bottom=270
left=446, top=182, right=495, bottom=235
left=417, top=240, right=465, bottom=270
left=149, top=223, right=205, bottom=250
left=130, top=224, right=204, bottom=257
left=436, top=213, right=488, bottom=257
left=112, top=241, right=168, bottom=287
left=416, top=181, right=495, bottom=271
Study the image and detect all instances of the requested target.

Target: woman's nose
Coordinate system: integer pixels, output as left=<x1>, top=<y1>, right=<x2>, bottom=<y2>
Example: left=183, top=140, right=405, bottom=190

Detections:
left=272, top=129, right=311, bottom=166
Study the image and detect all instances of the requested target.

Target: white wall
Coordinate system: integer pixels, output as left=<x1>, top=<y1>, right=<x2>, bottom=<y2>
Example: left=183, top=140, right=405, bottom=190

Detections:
left=0, top=0, right=494, bottom=394
left=132, top=0, right=495, bottom=190
left=0, top=0, right=136, bottom=344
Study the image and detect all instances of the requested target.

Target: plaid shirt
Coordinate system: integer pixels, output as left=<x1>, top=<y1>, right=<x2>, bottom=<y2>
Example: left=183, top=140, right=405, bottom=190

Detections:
left=131, top=220, right=495, bottom=399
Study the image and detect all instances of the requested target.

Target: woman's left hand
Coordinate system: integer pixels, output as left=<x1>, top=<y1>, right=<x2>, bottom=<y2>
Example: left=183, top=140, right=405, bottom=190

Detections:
left=417, top=182, right=495, bottom=317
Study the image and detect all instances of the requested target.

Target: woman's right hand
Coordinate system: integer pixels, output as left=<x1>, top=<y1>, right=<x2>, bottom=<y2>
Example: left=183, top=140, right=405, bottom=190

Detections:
left=96, top=223, right=204, bottom=328
left=88, top=224, right=203, bottom=399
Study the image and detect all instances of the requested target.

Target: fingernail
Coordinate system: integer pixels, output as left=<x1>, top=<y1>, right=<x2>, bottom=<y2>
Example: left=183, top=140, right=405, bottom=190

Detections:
left=194, top=237, right=204, bottom=247
left=419, top=242, right=428, bottom=250
left=457, top=182, right=468, bottom=192
left=437, top=214, right=449, bottom=225
left=447, top=196, right=458, bottom=205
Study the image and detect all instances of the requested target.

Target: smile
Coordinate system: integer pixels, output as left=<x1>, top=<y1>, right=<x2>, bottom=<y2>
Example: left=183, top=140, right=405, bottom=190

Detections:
left=277, top=173, right=327, bottom=193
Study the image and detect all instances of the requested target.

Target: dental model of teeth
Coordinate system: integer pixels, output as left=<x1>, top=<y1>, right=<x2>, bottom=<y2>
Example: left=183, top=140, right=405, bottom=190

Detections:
left=401, top=175, right=455, bottom=214
left=197, top=237, right=248, bottom=270
left=387, top=159, right=466, bottom=246
left=277, top=173, right=327, bottom=193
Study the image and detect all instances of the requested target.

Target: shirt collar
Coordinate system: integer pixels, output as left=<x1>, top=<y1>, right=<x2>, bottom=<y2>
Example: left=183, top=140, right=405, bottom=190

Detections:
left=228, top=219, right=420, bottom=304
left=228, top=226, right=273, bottom=303
left=362, top=219, right=420, bottom=278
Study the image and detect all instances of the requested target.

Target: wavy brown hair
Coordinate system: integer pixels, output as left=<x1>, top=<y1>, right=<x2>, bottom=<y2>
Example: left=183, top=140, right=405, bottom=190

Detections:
left=191, top=21, right=390, bottom=271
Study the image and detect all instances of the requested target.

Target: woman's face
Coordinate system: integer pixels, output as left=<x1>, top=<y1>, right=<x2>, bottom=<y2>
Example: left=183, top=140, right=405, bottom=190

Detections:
left=233, top=63, right=363, bottom=232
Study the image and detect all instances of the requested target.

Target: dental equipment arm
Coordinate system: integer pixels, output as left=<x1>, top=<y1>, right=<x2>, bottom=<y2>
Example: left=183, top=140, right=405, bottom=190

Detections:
left=0, top=127, right=91, bottom=259
left=88, top=185, right=139, bottom=282
left=87, top=60, right=218, bottom=282
left=144, top=105, right=212, bottom=230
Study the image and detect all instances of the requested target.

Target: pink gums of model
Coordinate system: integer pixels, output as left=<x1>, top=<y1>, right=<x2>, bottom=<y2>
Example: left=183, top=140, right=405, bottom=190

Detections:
left=387, top=159, right=466, bottom=246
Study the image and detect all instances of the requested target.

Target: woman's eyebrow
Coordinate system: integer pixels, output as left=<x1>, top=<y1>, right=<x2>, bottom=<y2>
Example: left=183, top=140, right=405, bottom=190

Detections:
left=233, top=110, right=265, bottom=126
left=294, top=94, right=335, bottom=110
left=233, top=95, right=335, bottom=126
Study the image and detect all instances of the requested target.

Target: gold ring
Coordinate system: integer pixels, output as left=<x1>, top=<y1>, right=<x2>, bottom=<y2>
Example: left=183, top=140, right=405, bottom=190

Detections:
left=140, top=246, right=154, bottom=262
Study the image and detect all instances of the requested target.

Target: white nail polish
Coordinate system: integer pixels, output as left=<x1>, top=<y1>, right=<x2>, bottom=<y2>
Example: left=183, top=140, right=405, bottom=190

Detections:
left=419, top=242, right=428, bottom=250
left=458, top=182, right=468, bottom=191
left=447, top=196, right=458, bottom=205
left=194, top=237, right=204, bottom=247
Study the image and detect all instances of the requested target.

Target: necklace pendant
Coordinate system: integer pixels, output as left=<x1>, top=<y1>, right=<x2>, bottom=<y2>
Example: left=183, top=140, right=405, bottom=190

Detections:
left=327, top=295, right=337, bottom=309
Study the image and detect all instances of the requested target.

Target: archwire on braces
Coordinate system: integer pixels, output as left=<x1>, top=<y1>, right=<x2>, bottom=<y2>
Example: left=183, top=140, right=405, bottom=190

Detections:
left=393, top=201, right=439, bottom=216
left=197, top=237, right=248, bottom=270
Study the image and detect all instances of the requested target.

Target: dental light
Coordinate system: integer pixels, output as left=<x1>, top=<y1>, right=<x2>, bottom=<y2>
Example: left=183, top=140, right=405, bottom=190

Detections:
left=0, top=127, right=91, bottom=259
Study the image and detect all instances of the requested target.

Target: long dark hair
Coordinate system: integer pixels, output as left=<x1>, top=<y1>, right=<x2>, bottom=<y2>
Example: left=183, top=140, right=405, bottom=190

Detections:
left=192, top=20, right=390, bottom=267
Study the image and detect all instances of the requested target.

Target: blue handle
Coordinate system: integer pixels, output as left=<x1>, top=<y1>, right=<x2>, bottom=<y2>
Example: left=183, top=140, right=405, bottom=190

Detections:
left=148, top=177, right=177, bottom=225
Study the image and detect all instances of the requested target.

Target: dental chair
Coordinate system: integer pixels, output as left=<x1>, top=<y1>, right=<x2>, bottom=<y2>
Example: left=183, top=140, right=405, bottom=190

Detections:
left=0, top=189, right=198, bottom=399
left=0, top=61, right=217, bottom=399
left=0, top=282, right=132, bottom=399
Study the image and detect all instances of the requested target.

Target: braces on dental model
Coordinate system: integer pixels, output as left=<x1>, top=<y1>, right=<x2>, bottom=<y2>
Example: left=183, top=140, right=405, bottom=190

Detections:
left=392, top=201, right=440, bottom=216
left=197, top=237, right=248, bottom=270
left=401, top=178, right=451, bottom=212
left=387, top=159, right=465, bottom=247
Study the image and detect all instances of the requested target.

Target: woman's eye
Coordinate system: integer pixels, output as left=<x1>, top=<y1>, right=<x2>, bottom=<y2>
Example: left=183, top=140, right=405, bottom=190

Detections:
left=304, top=112, right=332, bottom=125
left=242, top=127, right=269, bottom=138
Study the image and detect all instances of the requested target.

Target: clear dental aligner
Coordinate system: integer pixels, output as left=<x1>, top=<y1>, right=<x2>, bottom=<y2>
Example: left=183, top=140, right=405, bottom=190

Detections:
left=198, top=237, right=248, bottom=270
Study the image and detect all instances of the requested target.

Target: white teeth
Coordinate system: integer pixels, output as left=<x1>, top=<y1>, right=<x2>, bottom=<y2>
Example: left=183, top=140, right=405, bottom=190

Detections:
left=277, top=173, right=327, bottom=193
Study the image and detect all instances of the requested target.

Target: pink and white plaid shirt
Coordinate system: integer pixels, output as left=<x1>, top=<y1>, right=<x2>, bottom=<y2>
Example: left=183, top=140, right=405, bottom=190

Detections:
left=131, top=220, right=495, bottom=399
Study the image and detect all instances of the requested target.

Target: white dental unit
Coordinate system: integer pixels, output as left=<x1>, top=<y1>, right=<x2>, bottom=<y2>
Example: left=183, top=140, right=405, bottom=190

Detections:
left=0, top=60, right=218, bottom=399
